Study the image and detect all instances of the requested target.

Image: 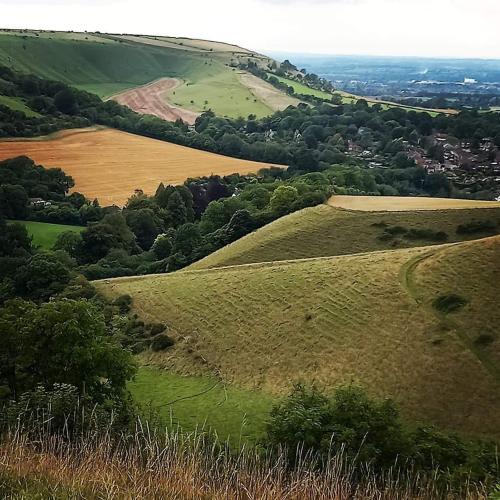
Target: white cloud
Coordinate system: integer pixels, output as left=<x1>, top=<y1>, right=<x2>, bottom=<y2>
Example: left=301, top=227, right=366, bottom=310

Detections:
left=0, top=0, right=498, bottom=59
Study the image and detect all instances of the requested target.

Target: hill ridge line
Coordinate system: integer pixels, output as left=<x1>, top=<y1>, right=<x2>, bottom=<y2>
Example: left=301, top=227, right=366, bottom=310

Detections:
left=96, top=239, right=471, bottom=284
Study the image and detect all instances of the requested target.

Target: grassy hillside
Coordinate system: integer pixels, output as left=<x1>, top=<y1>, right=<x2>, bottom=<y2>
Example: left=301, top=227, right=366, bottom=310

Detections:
left=0, top=95, right=40, bottom=117
left=96, top=237, right=500, bottom=439
left=190, top=203, right=500, bottom=269
left=0, top=30, right=282, bottom=118
left=12, top=220, right=83, bottom=249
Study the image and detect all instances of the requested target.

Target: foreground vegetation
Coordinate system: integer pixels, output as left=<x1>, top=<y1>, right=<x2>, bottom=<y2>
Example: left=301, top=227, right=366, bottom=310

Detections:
left=2, top=426, right=493, bottom=499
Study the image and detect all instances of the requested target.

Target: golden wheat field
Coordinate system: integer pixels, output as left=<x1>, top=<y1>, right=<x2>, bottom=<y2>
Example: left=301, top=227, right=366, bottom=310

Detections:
left=0, top=128, right=279, bottom=205
left=96, top=236, right=500, bottom=440
left=328, top=195, right=500, bottom=211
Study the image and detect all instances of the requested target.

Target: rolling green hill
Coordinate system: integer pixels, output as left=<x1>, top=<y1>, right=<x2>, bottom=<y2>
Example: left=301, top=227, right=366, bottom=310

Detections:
left=96, top=236, right=500, bottom=440
left=190, top=203, right=500, bottom=270
left=0, top=30, right=282, bottom=118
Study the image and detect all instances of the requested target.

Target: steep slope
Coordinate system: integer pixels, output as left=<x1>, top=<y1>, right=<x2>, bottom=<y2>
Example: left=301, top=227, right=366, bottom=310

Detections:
left=190, top=203, right=500, bottom=269
left=0, top=30, right=293, bottom=119
left=96, top=237, right=500, bottom=439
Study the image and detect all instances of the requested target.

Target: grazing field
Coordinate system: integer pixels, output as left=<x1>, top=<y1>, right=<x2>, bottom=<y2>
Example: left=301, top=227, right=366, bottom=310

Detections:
left=190, top=203, right=500, bottom=269
left=0, top=95, right=40, bottom=117
left=0, top=128, right=280, bottom=205
left=11, top=220, right=84, bottom=249
left=164, top=65, right=274, bottom=118
left=96, top=237, right=500, bottom=440
left=109, top=78, right=200, bottom=124
left=328, top=195, right=500, bottom=211
left=129, top=367, right=273, bottom=446
left=0, top=31, right=286, bottom=118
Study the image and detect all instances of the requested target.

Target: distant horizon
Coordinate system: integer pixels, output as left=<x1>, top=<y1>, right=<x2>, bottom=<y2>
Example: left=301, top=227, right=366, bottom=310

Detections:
left=2, top=27, right=500, bottom=64
left=0, top=0, right=499, bottom=60
left=263, top=50, right=500, bottom=64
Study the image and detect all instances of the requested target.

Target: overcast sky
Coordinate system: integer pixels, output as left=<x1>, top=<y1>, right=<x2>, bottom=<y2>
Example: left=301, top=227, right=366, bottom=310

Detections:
left=1, top=0, right=499, bottom=59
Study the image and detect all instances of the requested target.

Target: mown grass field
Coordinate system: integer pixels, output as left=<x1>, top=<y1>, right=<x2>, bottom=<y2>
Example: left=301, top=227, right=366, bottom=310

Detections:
left=328, top=195, right=500, bottom=211
left=0, top=128, right=281, bottom=205
left=97, top=236, right=500, bottom=440
left=12, top=220, right=84, bottom=249
left=0, top=95, right=40, bottom=117
left=129, top=367, right=273, bottom=446
left=190, top=203, right=500, bottom=269
left=0, top=31, right=284, bottom=118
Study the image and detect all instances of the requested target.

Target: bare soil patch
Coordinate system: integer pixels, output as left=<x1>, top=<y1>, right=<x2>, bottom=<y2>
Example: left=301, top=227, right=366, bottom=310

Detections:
left=109, top=78, right=200, bottom=125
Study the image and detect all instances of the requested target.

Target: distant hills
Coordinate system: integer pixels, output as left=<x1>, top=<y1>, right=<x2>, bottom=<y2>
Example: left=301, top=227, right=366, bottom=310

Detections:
left=0, top=29, right=293, bottom=119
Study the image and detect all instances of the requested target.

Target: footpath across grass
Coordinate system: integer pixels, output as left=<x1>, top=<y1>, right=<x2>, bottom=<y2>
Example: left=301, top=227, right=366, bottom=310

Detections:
left=129, top=366, right=274, bottom=446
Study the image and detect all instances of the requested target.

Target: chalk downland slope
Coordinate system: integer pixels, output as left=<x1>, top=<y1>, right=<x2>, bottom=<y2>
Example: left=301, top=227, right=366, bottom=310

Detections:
left=190, top=203, right=500, bottom=269
left=0, top=128, right=281, bottom=205
left=0, top=30, right=287, bottom=119
left=96, top=236, right=500, bottom=440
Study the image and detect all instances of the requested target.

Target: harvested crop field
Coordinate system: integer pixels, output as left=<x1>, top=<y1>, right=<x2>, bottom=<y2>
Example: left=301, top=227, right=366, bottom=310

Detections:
left=328, top=195, right=500, bottom=211
left=0, top=128, right=280, bottom=205
left=109, top=78, right=200, bottom=125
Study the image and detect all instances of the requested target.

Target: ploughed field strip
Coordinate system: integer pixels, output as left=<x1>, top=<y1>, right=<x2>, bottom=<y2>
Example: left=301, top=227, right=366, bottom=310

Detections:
left=109, top=78, right=200, bottom=125
left=190, top=203, right=500, bottom=269
left=0, top=128, right=281, bottom=206
left=96, top=237, right=500, bottom=440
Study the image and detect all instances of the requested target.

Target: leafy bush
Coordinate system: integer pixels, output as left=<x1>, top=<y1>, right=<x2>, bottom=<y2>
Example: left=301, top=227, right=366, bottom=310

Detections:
left=149, top=323, right=167, bottom=336
left=113, top=294, right=133, bottom=314
left=432, top=294, right=467, bottom=313
left=151, top=333, right=175, bottom=352
left=405, top=228, right=448, bottom=242
left=266, top=384, right=500, bottom=479
left=457, top=220, right=497, bottom=235
left=266, top=384, right=409, bottom=468
left=475, top=333, right=495, bottom=346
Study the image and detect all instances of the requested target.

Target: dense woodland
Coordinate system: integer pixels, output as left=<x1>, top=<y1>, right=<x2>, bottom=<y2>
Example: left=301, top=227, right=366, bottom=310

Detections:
left=1, top=65, right=500, bottom=492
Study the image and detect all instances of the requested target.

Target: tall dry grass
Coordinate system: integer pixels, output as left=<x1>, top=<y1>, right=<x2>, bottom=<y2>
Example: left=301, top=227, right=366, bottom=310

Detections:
left=0, top=421, right=490, bottom=499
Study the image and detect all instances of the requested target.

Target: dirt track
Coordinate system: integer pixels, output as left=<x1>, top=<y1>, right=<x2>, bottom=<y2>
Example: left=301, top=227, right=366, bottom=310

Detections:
left=109, top=79, right=200, bottom=125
